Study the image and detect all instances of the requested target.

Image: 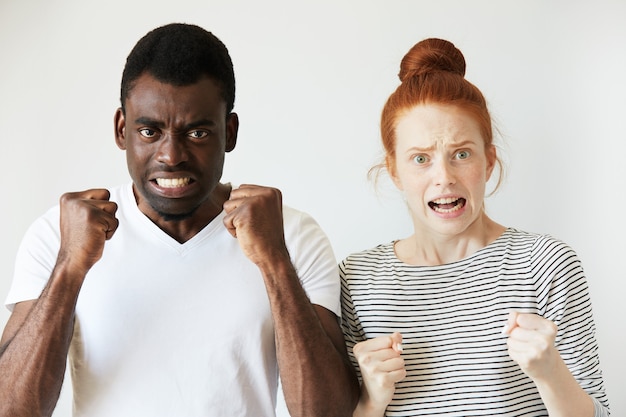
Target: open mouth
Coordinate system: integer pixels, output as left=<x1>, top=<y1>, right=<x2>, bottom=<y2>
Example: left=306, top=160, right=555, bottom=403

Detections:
left=428, top=197, right=466, bottom=213
left=155, top=177, right=192, bottom=188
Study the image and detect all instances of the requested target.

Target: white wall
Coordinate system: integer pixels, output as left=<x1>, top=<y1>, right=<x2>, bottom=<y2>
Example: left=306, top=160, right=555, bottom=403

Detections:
left=1, top=0, right=624, bottom=415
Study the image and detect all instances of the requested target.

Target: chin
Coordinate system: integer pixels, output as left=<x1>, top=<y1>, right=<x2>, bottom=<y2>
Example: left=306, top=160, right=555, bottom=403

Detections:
left=152, top=200, right=200, bottom=222
left=157, top=210, right=196, bottom=222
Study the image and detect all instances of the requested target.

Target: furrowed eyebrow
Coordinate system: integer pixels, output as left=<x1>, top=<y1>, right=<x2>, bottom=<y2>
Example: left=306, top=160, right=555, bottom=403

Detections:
left=406, top=145, right=435, bottom=153
left=407, top=140, right=476, bottom=153
left=133, top=117, right=216, bottom=130
left=184, top=119, right=216, bottom=130
left=451, top=140, right=475, bottom=148
left=134, top=117, right=163, bottom=128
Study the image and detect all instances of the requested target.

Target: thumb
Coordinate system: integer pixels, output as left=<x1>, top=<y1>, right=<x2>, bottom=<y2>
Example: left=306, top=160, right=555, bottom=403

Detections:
left=502, top=311, right=519, bottom=335
left=390, top=332, right=403, bottom=353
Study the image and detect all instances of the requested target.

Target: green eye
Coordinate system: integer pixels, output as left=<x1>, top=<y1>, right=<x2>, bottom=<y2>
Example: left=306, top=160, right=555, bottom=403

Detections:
left=413, top=155, right=428, bottom=164
left=456, top=150, right=470, bottom=160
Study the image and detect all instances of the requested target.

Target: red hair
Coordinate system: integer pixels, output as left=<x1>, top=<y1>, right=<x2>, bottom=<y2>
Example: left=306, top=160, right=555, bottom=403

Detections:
left=374, top=38, right=503, bottom=192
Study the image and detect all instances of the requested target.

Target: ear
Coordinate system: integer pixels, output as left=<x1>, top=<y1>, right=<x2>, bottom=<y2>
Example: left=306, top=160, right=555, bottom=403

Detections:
left=485, top=144, right=497, bottom=180
left=386, top=155, right=404, bottom=191
left=114, top=108, right=127, bottom=150
left=225, top=112, right=239, bottom=153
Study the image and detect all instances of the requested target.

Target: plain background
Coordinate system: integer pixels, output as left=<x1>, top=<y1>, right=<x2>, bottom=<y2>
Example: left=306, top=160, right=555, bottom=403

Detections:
left=1, top=0, right=624, bottom=415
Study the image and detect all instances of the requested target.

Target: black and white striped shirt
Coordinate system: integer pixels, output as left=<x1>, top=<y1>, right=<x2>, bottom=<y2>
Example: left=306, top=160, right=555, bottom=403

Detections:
left=340, top=228, right=609, bottom=416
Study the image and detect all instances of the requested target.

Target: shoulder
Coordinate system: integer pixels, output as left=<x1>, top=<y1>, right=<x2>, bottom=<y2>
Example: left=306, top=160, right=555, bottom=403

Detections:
left=280, top=204, right=335, bottom=263
left=499, top=228, right=573, bottom=251
left=281, top=204, right=310, bottom=223
left=107, top=182, right=133, bottom=205
left=20, top=196, right=66, bottom=240
left=340, top=242, right=396, bottom=271
left=281, top=204, right=326, bottom=240
left=503, top=228, right=579, bottom=266
left=344, top=242, right=395, bottom=260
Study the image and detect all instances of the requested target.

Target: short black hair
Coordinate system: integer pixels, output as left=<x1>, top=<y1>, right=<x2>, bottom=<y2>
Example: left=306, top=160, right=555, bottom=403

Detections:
left=120, top=23, right=235, bottom=113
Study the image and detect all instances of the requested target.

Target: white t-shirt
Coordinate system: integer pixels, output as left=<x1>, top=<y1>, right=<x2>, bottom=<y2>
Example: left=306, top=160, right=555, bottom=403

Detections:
left=5, top=183, right=340, bottom=417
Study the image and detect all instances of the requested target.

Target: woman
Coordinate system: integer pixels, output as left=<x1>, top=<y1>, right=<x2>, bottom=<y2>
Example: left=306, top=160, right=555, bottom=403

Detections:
left=340, top=38, right=610, bottom=417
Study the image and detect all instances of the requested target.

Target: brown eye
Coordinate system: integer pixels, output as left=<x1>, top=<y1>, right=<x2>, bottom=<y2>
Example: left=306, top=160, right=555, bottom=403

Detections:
left=189, top=130, right=208, bottom=139
left=139, top=128, right=156, bottom=138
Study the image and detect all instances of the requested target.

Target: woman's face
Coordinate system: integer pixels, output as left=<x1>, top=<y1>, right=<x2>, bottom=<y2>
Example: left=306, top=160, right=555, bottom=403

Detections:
left=389, top=103, right=496, bottom=238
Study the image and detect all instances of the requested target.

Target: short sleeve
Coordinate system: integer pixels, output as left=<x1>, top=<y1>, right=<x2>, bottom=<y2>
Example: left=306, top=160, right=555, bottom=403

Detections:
left=5, top=206, right=61, bottom=311
left=282, top=206, right=340, bottom=317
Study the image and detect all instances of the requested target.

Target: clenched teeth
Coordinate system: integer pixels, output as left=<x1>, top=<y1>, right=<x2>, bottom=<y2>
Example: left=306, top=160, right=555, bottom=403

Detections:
left=156, top=177, right=190, bottom=188
left=434, top=204, right=462, bottom=213
left=430, top=197, right=465, bottom=213
left=431, top=197, right=459, bottom=205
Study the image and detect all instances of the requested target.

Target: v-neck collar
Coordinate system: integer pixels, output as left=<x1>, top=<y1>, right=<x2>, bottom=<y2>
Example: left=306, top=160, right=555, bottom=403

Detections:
left=120, top=183, right=226, bottom=254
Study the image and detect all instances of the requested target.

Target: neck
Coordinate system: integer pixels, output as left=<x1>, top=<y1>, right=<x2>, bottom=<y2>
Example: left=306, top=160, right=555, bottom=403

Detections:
left=395, top=215, right=506, bottom=266
left=136, top=182, right=232, bottom=244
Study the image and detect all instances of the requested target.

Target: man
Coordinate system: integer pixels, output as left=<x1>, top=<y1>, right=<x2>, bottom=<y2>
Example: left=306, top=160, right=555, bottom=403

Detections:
left=0, top=23, right=359, bottom=417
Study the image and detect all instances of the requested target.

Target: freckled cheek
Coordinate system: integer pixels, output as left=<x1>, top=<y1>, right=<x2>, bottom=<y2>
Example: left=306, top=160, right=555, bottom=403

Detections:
left=394, top=171, right=429, bottom=195
left=397, top=177, right=430, bottom=207
left=469, top=166, right=490, bottom=183
left=463, top=170, right=489, bottom=201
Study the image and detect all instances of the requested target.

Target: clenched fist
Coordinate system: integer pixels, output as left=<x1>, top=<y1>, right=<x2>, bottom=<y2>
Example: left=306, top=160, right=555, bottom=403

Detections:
left=57, top=189, right=119, bottom=277
left=222, top=184, right=288, bottom=267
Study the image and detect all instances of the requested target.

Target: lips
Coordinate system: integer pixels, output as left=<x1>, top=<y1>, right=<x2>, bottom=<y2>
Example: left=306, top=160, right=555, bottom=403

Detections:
left=429, top=197, right=466, bottom=213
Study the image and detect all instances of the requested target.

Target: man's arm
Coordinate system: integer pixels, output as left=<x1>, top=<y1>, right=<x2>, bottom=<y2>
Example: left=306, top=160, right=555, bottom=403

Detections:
left=0, top=272, right=81, bottom=416
left=263, top=259, right=359, bottom=417
left=223, top=185, right=360, bottom=417
left=0, top=189, right=118, bottom=417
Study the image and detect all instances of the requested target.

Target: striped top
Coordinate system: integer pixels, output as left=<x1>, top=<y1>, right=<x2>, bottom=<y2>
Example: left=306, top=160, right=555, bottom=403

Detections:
left=340, top=228, right=609, bottom=416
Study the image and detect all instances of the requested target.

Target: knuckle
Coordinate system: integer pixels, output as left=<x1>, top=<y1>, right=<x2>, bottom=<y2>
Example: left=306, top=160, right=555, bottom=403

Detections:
left=357, top=352, right=373, bottom=367
left=60, top=192, right=76, bottom=204
left=548, top=322, right=558, bottom=335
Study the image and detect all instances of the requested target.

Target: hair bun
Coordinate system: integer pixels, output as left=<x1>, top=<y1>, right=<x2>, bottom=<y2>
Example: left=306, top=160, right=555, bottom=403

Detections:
left=398, top=38, right=466, bottom=82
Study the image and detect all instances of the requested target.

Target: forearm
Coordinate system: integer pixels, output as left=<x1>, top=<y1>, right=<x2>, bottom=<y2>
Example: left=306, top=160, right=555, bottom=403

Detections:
left=0, top=264, right=83, bottom=416
left=533, top=355, right=595, bottom=417
left=259, top=256, right=359, bottom=417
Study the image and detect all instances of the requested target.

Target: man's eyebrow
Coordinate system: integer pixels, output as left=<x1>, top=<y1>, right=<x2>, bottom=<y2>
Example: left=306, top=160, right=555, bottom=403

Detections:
left=133, top=117, right=217, bottom=130
left=184, top=119, right=217, bottom=129
left=134, top=117, right=163, bottom=127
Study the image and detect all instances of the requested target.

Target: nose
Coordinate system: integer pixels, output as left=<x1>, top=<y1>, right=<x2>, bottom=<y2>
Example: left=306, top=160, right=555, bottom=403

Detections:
left=433, top=159, right=456, bottom=186
left=156, top=134, right=188, bottom=166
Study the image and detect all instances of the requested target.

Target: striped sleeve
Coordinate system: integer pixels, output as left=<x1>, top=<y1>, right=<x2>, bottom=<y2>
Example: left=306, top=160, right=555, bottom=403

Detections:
left=530, top=236, right=610, bottom=412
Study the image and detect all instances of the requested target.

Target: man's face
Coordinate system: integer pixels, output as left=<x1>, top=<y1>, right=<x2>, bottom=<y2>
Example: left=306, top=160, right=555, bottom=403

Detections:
left=115, top=72, right=237, bottom=223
